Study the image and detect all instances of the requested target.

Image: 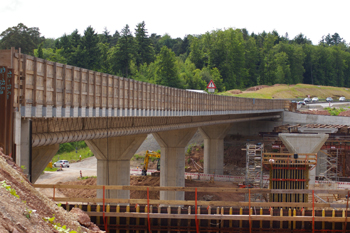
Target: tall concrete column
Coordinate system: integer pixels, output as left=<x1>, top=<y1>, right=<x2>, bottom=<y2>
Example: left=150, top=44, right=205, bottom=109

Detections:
left=86, top=134, right=147, bottom=199
left=153, top=128, right=197, bottom=200
left=199, top=124, right=232, bottom=175
left=32, top=144, right=59, bottom=183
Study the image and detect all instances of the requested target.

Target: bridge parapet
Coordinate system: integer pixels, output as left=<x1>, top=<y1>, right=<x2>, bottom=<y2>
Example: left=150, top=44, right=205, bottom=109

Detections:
left=0, top=49, right=289, bottom=118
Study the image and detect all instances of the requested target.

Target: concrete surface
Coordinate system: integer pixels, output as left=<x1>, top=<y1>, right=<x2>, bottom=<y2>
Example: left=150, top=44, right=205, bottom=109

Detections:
left=199, top=124, right=232, bottom=175
left=153, top=128, right=197, bottom=201
left=86, top=134, right=147, bottom=200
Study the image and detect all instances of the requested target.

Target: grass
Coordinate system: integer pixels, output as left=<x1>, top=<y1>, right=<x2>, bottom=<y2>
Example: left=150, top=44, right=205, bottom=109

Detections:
left=78, top=176, right=97, bottom=180
left=44, top=167, right=58, bottom=172
left=52, top=147, right=94, bottom=163
left=220, top=84, right=350, bottom=99
left=324, top=107, right=347, bottom=116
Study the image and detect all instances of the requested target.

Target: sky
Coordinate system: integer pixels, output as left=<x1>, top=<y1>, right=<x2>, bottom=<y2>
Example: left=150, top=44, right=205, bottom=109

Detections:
left=1, top=0, right=349, bottom=45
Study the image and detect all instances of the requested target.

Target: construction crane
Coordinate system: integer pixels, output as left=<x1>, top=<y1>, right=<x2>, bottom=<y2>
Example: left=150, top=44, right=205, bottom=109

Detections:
left=141, top=150, right=161, bottom=176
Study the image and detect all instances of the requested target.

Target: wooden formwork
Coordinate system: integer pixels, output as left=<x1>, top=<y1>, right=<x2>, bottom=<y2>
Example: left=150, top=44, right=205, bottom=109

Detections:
left=0, top=49, right=290, bottom=114
left=34, top=184, right=350, bottom=232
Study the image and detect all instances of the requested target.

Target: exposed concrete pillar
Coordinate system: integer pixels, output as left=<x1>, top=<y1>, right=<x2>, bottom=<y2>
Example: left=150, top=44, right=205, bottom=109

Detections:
left=32, top=144, right=59, bottom=183
left=17, top=117, right=30, bottom=178
left=278, top=133, right=329, bottom=188
left=278, top=133, right=329, bottom=154
left=86, top=134, right=147, bottom=199
left=153, top=128, right=197, bottom=201
left=199, top=124, right=232, bottom=175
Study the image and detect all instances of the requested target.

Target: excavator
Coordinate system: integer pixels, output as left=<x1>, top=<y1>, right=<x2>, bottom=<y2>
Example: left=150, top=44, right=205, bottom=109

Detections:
left=141, top=150, right=161, bottom=176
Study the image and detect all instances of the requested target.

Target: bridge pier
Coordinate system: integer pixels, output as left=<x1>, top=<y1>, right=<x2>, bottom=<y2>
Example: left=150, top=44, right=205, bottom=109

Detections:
left=153, top=128, right=197, bottom=201
left=199, top=124, right=233, bottom=175
left=32, top=144, right=59, bottom=183
left=86, top=134, right=147, bottom=200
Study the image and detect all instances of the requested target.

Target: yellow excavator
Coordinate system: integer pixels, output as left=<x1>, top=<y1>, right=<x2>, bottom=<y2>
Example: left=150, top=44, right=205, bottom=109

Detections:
left=141, top=150, right=161, bottom=176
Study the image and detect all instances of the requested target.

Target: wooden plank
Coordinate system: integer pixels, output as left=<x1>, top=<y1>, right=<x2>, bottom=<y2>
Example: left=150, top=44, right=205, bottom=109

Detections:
left=21, top=55, right=26, bottom=105
left=53, top=63, right=57, bottom=107
left=43, top=60, right=47, bottom=106
left=79, top=68, right=82, bottom=108
left=33, top=184, right=350, bottom=195
left=62, top=65, right=66, bottom=107
left=32, top=57, right=37, bottom=106
left=86, top=212, right=350, bottom=222
left=93, top=72, right=96, bottom=108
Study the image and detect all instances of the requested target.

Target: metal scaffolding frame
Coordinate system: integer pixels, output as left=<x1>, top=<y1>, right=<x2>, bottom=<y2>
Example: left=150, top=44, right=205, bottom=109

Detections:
left=245, top=143, right=264, bottom=201
left=318, top=149, right=340, bottom=181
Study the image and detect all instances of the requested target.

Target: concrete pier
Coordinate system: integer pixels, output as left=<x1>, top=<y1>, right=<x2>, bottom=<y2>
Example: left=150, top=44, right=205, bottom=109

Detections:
left=32, top=144, right=59, bottom=183
left=86, top=134, right=147, bottom=199
left=153, top=128, right=197, bottom=201
left=278, top=133, right=329, bottom=187
left=199, top=124, right=232, bottom=175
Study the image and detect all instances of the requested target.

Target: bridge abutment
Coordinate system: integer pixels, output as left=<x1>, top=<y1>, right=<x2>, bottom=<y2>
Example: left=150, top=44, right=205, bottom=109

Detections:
left=199, top=124, right=233, bottom=175
left=85, top=134, right=147, bottom=200
left=153, top=128, right=197, bottom=201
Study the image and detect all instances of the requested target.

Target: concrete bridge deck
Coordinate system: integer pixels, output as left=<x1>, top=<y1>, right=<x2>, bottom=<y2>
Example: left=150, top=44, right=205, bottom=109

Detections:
left=0, top=48, right=289, bottom=201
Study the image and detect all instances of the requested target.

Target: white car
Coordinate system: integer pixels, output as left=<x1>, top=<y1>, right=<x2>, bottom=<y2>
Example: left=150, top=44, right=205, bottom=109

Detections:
left=339, top=97, right=346, bottom=102
left=53, top=160, right=70, bottom=168
left=311, top=97, right=318, bottom=102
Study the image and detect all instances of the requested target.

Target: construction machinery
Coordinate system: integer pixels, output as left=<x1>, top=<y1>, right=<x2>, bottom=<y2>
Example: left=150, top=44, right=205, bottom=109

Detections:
left=141, top=150, right=161, bottom=176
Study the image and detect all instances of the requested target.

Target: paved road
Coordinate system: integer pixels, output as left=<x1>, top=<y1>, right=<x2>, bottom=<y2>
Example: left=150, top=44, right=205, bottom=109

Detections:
left=36, top=156, right=147, bottom=185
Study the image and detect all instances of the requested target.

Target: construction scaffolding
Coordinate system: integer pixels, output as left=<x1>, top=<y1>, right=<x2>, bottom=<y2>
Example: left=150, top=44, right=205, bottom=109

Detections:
left=245, top=143, right=264, bottom=201
left=318, top=150, right=339, bottom=181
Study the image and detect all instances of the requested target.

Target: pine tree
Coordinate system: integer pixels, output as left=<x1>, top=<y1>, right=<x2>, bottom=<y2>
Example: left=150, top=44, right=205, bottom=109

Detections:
left=135, top=21, right=155, bottom=66
left=155, top=46, right=182, bottom=88
left=37, top=42, right=44, bottom=58
left=80, top=26, right=100, bottom=70
left=110, top=24, right=135, bottom=77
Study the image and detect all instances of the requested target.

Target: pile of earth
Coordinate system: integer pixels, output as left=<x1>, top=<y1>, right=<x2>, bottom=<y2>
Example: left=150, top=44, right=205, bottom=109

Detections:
left=298, top=110, right=330, bottom=115
left=0, top=148, right=103, bottom=233
left=338, top=109, right=350, bottom=116
left=58, top=176, right=244, bottom=202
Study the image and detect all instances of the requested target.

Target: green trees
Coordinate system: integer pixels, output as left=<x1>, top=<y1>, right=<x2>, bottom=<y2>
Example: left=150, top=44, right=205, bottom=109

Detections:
left=135, top=21, right=155, bottom=66
left=80, top=26, right=100, bottom=70
left=0, top=23, right=44, bottom=55
left=110, top=24, right=135, bottom=77
left=3, top=22, right=350, bottom=91
left=155, top=46, right=182, bottom=88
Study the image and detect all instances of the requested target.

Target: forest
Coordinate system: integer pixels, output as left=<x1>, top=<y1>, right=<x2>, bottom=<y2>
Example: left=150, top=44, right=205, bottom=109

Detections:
left=1, top=22, right=349, bottom=92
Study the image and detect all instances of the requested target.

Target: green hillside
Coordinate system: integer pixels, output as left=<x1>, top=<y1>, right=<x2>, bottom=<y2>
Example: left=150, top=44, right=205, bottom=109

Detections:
left=221, top=84, right=350, bottom=99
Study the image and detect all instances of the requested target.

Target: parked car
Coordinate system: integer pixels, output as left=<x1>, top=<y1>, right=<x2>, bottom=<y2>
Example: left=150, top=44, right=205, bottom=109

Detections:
left=326, top=97, right=333, bottom=102
left=53, top=160, right=70, bottom=168
left=311, top=97, right=319, bottom=102
left=339, top=97, right=346, bottom=102
left=298, top=101, right=306, bottom=105
left=304, top=97, right=311, bottom=102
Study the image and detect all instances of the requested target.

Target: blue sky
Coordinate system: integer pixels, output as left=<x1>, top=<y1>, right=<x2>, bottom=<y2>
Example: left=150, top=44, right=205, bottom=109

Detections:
left=1, top=0, right=349, bottom=45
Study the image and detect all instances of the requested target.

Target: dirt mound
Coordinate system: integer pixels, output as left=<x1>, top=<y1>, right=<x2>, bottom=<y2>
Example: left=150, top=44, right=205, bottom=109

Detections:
left=299, top=110, right=330, bottom=115
left=58, top=176, right=244, bottom=202
left=58, top=178, right=97, bottom=198
left=0, top=149, right=103, bottom=232
left=227, top=89, right=242, bottom=94
left=245, top=85, right=269, bottom=91
left=339, top=110, right=350, bottom=116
